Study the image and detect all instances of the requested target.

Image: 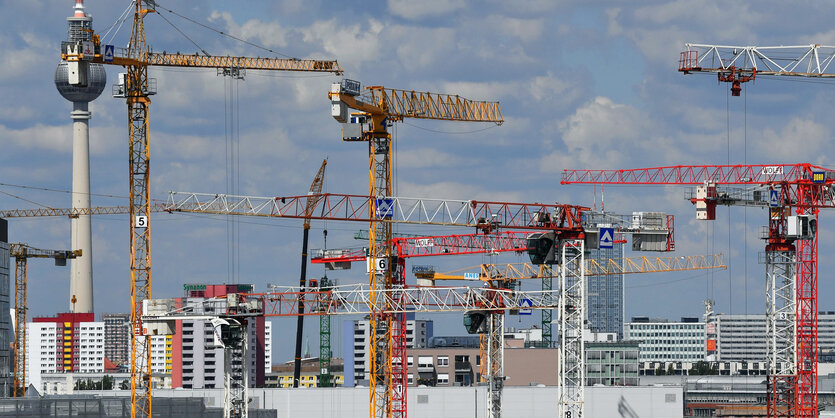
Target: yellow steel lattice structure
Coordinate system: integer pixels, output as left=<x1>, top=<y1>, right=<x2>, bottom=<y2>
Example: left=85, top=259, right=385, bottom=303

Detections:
left=8, top=244, right=80, bottom=397
left=57, top=1, right=343, bottom=415
left=330, top=82, right=502, bottom=418
left=419, top=254, right=726, bottom=282
left=366, top=87, right=504, bottom=122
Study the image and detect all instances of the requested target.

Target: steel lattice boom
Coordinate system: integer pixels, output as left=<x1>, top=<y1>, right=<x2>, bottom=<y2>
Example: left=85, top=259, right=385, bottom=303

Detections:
left=562, top=163, right=835, bottom=187
left=679, top=44, right=835, bottom=96
left=166, top=192, right=588, bottom=231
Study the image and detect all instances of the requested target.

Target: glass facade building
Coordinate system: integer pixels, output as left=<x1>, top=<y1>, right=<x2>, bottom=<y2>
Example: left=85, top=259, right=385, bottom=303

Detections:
left=587, top=242, right=624, bottom=339
left=0, top=219, right=11, bottom=396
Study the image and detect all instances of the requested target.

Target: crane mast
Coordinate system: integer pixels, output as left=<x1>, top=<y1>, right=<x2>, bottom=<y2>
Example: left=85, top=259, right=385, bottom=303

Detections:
left=328, top=81, right=503, bottom=418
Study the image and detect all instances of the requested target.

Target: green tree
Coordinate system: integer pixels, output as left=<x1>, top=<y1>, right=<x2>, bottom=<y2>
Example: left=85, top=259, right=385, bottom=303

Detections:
left=667, top=364, right=676, bottom=375
left=102, top=375, right=114, bottom=390
left=119, top=380, right=129, bottom=390
left=655, top=364, right=665, bottom=376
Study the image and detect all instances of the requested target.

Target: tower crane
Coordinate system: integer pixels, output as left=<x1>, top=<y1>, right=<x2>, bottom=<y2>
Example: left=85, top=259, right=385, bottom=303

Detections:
left=164, top=189, right=679, bottom=417
left=319, top=209, right=674, bottom=349
left=562, top=163, right=835, bottom=418
left=59, top=2, right=342, bottom=415
left=8, top=243, right=81, bottom=396
left=165, top=190, right=583, bottom=414
left=679, top=42, right=835, bottom=418
left=293, top=159, right=327, bottom=387
left=329, top=80, right=503, bottom=418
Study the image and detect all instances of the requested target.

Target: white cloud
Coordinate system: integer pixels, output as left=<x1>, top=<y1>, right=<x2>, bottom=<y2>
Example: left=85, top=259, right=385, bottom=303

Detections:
left=606, top=1, right=765, bottom=65
left=387, top=0, right=466, bottom=20
left=300, top=18, right=384, bottom=70
left=208, top=11, right=289, bottom=49
left=395, top=148, right=461, bottom=169
left=758, top=117, right=829, bottom=164
left=484, top=15, right=545, bottom=42
left=390, top=26, right=456, bottom=69
left=0, top=123, right=72, bottom=152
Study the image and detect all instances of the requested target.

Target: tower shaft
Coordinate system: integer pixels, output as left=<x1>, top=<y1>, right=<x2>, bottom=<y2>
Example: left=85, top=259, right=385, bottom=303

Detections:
left=70, top=101, right=93, bottom=313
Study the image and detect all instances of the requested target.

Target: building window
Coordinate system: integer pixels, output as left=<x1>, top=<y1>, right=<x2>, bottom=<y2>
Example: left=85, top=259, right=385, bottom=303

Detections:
left=437, top=373, right=449, bottom=385
left=407, top=356, right=413, bottom=367
left=437, top=356, right=449, bottom=367
left=418, top=356, right=433, bottom=368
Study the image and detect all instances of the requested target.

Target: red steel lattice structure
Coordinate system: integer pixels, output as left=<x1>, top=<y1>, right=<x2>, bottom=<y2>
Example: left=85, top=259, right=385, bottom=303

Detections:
left=164, top=190, right=585, bottom=417
left=562, top=163, right=835, bottom=417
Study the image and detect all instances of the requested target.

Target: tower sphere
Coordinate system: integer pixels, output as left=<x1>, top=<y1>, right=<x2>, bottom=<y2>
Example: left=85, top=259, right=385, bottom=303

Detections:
left=55, top=61, right=106, bottom=103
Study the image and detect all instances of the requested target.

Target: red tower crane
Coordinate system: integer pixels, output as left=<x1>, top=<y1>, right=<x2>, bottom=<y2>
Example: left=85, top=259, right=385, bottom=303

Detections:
left=562, top=163, right=835, bottom=418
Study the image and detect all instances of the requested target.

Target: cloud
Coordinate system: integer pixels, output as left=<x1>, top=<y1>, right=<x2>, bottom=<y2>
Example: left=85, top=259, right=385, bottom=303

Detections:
left=208, top=11, right=289, bottom=49
left=483, top=15, right=545, bottom=42
left=395, top=148, right=462, bottom=169
left=387, top=0, right=466, bottom=20
left=606, top=1, right=765, bottom=65
left=300, top=18, right=384, bottom=71
left=758, top=117, right=829, bottom=164
left=390, top=26, right=456, bottom=69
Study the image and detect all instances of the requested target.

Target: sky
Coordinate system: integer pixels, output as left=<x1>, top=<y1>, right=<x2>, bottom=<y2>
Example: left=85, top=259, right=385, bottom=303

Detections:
left=3, top=0, right=835, bottom=364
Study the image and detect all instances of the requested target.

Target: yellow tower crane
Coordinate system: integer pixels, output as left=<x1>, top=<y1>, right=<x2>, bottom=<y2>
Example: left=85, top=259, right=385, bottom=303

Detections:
left=8, top=244, right=81, bottom=397
left=60, top=2, right=343, bottom=416
left=329, top=81, right=503, bottom=418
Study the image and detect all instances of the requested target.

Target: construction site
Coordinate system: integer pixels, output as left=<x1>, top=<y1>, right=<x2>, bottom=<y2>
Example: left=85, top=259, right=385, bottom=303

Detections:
left=2, top=1, right=835, bottom=417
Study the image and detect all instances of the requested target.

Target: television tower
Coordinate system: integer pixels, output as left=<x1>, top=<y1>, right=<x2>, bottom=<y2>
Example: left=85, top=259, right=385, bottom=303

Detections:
left=54, top=0, right=106, bottom=313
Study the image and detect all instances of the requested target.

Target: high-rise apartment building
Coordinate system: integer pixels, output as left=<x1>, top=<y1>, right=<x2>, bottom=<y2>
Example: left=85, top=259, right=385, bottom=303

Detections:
left=343, top=318, right=433, bottom=386
left=0, top=219, right=11, bottom=396
left=26, top=313, right=104, bottom=390
left=171, top=284, right=269, bottom=389
left=102, top=313, right=130, bottom=367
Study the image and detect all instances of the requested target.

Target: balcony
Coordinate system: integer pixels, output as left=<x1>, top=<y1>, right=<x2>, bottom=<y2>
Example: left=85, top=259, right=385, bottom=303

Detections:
left=417, top=363, right=434, bottom=373
left=455, top=361, right=472, bottom=373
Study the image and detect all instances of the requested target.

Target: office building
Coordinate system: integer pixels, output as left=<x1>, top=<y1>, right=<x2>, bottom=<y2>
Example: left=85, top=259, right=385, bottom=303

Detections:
left=623, top=316, right=706, bottom=362
left=715, top=312, right=835, bottom=362
left=585, top=340, right=640, bottom=386
left=587, top=243, right=625, bottom=339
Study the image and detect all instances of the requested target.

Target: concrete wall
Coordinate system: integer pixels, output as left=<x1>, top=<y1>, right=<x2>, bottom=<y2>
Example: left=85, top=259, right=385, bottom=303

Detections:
left=89, top=385, right=683, bottom=418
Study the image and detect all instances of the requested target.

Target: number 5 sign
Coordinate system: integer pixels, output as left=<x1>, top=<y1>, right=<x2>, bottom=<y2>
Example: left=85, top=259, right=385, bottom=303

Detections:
left=134, top=215, right=148, bottom=228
